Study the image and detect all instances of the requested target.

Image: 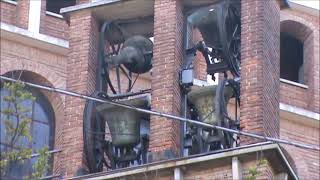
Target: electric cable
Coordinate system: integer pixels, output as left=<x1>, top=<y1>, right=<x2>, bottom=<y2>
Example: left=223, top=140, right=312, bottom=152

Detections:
left=1, top=75, right=319, bottom=151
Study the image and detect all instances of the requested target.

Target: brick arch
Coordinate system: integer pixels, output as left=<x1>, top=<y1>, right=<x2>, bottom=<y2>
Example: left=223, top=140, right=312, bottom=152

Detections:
left=283, top=147, right=311, bottom=179
left=280, top=146, right=310, bottom=179
left=280, top=15, right=317, bottom=105
left=280, top=19, right=313, bottom=42
left=1, top=69, right=65, bottom=175
left=0, top=58, right=66, bottom=91
left=280, top=13, right=316, bottom=32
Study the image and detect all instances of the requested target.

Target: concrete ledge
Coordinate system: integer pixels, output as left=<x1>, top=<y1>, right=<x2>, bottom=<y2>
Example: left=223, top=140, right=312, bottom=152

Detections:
left=280, top=103, right=320, bottom=121
left=280, top=78, right=308, bottom=89
left=1, top=0, right=17, bottom=5
left=60, top=0, right=120, bottom=14
left=68, top=142, right=298, bottom=180
left=0, top=22, right=69, bottom=55
left=46, top=11, right=64, bottom=19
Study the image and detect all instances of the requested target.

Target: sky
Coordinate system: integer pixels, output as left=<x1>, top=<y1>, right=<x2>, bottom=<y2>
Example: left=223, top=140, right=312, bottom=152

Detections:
left=290, top=0, right=320, bottom=10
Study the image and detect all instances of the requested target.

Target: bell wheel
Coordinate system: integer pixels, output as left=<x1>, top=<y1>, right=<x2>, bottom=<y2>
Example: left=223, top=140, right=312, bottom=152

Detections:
left=83, top=91, right=108, bottom=172
left=220, top=3, right=241, bottom=77
left=104, top=43, right=137, bottom=95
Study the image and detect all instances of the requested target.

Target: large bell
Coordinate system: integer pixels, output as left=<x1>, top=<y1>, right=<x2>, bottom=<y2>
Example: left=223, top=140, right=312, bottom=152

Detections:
left=188, top=1, right=240, bottom=49
left=108, top=35, right=153, bottom=74
left=188, top=4, right=222, bottom=49
left=188, top=85, right=234, bottom=125
left=96, top=96, right=150, bottom=147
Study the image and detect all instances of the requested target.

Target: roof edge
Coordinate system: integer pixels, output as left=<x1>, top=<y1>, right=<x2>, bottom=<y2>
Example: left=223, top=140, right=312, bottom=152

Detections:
left=60, top=0, right=121, bottom=14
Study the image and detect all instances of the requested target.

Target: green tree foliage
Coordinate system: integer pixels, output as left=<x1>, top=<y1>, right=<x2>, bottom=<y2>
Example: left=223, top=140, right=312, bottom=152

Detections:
left=0, top=82, right=50, bottom=180
left=245, top=159, right=268, bottom=180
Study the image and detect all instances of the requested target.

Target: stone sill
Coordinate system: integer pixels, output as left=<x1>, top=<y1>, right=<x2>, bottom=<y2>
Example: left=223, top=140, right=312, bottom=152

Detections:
left=280, top=103, right=319, bottom=121
left=46, top=11, right=64, bottom=19
left=1, top=0, right=17, bottom=5
left=280, top=78, right=308, bottom=89
left=280, top=103, right=320, bottom=128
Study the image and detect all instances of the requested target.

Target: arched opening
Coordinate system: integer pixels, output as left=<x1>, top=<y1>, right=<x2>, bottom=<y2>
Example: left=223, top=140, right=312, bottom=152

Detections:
left=0, top=71, right=55, bottom=179
left=280, top=20, right=313, bottom=84
left=280, top=32, right=304, bottom=83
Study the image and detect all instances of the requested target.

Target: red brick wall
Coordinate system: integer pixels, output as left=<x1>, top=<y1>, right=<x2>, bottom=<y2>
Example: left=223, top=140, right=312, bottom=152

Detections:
left=40, top=0, right=70, bottom=40
left=1, top=0, right=30, bottom=29
left=280, top=82, right=308, bottom=109
left=0, top=1, right=17, bottom=25
left=280, top=118, right=320, bottom=179
left=16, top=0, right=29, bottom=29
left=89, top=157, right=279, bottom=179
left=149, top=0, right=184, bottom=161
left=240, top=0, right=280, bottom=144
left=2, top=0, right=319, bottom=178
left=183, top=160, right=233, bottom=179
left=39, top=14, right=69, bottom=40
left=192, top=29, right=208, bottom=81
left=0, top=38, right=68, bottom=176
left=62, top=11, right=99, bottom=177
left=280, top=9, right=320, bottom=113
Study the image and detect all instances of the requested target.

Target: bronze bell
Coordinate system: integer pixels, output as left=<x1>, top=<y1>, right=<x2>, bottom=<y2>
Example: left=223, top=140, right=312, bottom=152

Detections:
left=188, top=85, right=234, bottom=125
left=96, top=96, right=150, bottom=147
left=188, top=4, right=223, bottom=48
left=188, top=1, right=240, bottom=49
left=107, top=35, right=153, bottom=74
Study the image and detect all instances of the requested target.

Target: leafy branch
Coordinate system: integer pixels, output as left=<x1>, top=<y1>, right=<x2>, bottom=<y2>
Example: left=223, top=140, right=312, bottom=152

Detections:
left=0, top=82, right=50, bottom=180
left=245, top=159, right=268, bottom=180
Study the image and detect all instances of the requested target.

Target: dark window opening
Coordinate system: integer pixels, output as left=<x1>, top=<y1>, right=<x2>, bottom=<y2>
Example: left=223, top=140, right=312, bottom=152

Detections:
left=280, top=32, right=304, bottom=83
left=46, top=0, right=76, bottom=14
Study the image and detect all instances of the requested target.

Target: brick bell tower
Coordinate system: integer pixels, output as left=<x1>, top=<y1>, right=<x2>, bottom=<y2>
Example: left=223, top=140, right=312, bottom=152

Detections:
left=59, top=0, right=283, bottom=176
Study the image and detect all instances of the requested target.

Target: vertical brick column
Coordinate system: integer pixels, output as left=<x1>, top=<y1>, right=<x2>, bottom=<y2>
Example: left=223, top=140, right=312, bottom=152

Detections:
left=61, top=11, right=99, bottom=177
left=193, top=29, right=207, bottom=81
left=310, top=30, right=320, bottom=113
left=149, top=0, right=184, bottom=161
left=39, top=0, right=46, bottom=33
left=240, top=0, right=280, bottom=144
left=16, top=0, right=30, bottom=29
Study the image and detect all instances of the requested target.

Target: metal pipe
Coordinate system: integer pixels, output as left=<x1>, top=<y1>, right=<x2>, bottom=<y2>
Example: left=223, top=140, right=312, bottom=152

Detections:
left=108, top=89, right=151, bottom=99
left=1, top=149, right=62, bottom=163
left=180, top=14, right=191, bottom=157
left=1, top=76, right=319, bottom=151
left=31, top=149, right=63, bottom=158
left=40, top=174, right=61, bottom=180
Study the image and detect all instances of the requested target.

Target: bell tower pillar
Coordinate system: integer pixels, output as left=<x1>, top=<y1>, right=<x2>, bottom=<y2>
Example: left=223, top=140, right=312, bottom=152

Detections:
left=62, top=11, right=99, bottom=177
left=240, top=0, right=281, bottom=144
left=148, top=0, right=184, bottom=161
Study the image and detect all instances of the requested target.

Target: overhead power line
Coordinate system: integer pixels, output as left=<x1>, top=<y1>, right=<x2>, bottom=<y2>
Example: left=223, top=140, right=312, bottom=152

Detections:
left=0, top=75, right=319, bottom=151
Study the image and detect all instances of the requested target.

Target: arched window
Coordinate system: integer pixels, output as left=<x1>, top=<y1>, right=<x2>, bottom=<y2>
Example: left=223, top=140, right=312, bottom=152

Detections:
left=280, top=32, right=304, bottom=83
left=0, top=84, right=55, bottom=179
left=280, top=20, right=313, bottom=85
